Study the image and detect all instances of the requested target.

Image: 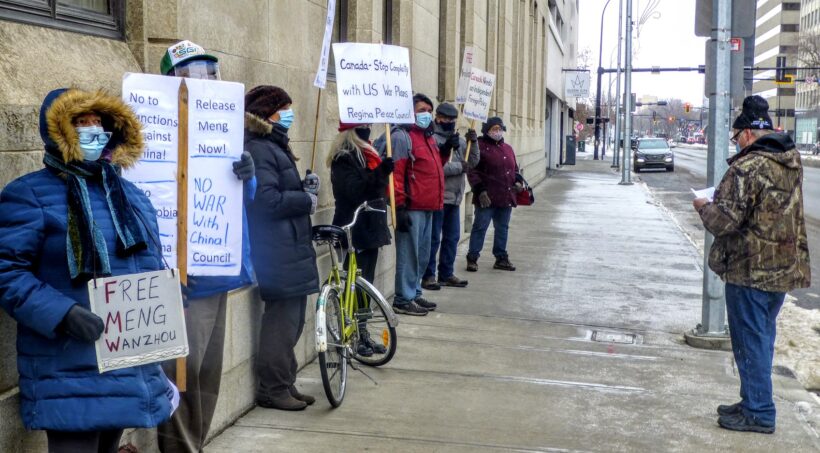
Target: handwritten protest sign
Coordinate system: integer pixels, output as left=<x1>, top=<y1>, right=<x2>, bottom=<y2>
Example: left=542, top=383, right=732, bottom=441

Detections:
left=184, top=78, right=244, bottom=276
left=455, top=46, right=475, bottom=104
left=462, top=68, right=496, bottom=123
left=122, top=73, right=182, bottom=268
left=89, top=270, right=188, bottom=373
left=314, top=0, right=336, bottom=89
left=123, top=74, right=244, bottom=276
left=333, top=43, right=414, bottom=124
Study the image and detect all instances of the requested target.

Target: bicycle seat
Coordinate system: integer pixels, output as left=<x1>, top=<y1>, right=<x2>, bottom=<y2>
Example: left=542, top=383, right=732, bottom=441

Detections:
left=311, top=224, right=348, bottom=249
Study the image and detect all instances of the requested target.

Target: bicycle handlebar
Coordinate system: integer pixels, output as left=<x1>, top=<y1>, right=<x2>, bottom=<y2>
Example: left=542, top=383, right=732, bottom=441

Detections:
left=343, top=200, right=387, bottom=231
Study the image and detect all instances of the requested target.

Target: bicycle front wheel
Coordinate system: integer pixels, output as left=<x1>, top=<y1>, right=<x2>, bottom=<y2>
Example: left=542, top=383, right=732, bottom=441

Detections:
left=317, top=285, right=347, bottom=407
left=350, top=278, right=398, bottom=367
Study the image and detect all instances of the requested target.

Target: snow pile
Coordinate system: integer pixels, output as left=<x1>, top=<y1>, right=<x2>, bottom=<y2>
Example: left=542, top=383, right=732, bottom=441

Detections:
left=775, top=299, right=820, bottom=390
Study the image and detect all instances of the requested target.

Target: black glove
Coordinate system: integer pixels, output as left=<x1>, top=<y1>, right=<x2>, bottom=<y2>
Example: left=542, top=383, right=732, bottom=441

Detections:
left=396, top=207, right=412, bottom=232
left=465, top=128, right=478, bottom=144
left=375, top=157, right=394, bottom=179
left=232, top=151, right=255, bottom=181
left=446, top=133, right=461, bottom=150
left=60, top=305, right=104, bottom=342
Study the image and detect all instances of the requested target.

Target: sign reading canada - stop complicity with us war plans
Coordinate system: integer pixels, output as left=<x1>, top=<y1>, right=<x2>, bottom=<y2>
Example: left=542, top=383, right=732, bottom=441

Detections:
left=333, top=43, right=415, bottom=124
left=122, top=73, right=245, bottom=276
left=89, top=270, right=188, bottom=373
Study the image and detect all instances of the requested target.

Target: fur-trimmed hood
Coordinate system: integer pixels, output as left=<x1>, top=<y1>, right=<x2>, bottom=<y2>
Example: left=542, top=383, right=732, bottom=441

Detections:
left=244, top=111, right=273, bottom=137
left=39, top=88, right=144, bottom=169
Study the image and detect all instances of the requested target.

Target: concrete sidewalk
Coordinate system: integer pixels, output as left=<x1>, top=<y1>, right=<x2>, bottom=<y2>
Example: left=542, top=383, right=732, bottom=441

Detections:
left=205, top=155, right=820, bottom=452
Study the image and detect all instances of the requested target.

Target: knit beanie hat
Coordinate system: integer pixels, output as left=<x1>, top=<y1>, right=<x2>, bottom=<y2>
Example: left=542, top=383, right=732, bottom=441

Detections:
left=481, top=116, right=507, bottom=134
left=732, top=95, right=773, bottom=130
left=245, top=85, right=292, bottom=119
left=413, top=93, right=434, bottom=110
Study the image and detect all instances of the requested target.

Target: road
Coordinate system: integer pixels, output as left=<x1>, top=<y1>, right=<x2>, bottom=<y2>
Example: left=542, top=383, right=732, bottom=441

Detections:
left=637, top=144, right=820, bottom=310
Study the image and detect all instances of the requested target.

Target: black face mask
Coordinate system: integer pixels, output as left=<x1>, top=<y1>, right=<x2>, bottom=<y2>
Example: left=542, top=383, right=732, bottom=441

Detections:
left=355, top=127, right=371, bottom=142
left=438, top=121, right=456, bottom=132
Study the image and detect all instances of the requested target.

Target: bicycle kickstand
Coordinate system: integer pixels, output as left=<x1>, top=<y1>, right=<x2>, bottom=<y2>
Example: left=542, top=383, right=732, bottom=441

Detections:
left=347, top=357, right=379, bottom=386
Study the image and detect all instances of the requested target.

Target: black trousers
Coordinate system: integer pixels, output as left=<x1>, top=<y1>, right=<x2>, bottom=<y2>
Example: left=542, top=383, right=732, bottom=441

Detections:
left=348, top=247, right=380, bottom=283
left=46, top=429, right=123, bottom=453
left=255, top=296, right=308, bottom=398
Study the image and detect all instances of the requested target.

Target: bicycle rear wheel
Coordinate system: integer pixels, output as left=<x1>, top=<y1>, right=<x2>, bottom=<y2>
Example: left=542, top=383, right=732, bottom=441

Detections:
left=318, top=286, right=347, bottom=407
left=350, top=279, right=397, bottom=367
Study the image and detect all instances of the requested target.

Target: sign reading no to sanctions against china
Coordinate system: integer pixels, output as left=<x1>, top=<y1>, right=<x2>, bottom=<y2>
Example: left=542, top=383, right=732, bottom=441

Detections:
left=89, top=269, right=188, bottom=373
left=333, top=43, right=415, bottom=124
left=463, top=68, right=496, bottom=122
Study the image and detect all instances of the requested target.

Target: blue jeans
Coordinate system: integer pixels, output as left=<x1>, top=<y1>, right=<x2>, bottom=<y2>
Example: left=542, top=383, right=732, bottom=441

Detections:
left=725, top=283, right=785, bottom=427
left=394, top=210, right=433, bottom=305
left=424, top=204, right=461, bottom=280
left=467, top=206, right=512, bottom=261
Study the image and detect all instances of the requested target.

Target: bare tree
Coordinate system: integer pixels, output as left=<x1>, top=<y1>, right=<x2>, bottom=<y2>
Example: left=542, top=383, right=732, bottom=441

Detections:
left=799, top=29, right=820, bottom=69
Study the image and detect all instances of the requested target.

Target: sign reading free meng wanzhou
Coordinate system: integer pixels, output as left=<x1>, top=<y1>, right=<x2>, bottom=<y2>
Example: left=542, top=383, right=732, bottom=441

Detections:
left=333, top=43, right=415, bottom=124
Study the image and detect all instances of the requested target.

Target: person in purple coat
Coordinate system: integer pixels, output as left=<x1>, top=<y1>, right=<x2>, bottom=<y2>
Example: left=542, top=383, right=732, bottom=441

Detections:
left=466, top=117, right=524, bottom=272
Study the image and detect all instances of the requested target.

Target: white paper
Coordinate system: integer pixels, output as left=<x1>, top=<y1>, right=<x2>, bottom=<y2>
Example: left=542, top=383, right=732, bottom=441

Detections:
left=88, top=270, right=188, bottom=373
left=455, top=46, right=474, bottom=104
left=333, top=43, right=414, bottom=124
left=313, top=0, right=336, bottom=89
left=691, top=187, right=715, bottom=202
left=122, top=73, right=183, bottom=269
left=184, top=78, right=245, bottom=277
left=463, top=68, right=496, bottom=122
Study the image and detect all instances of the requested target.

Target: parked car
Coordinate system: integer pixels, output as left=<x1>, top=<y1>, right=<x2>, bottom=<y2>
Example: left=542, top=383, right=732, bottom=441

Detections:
left=633, top=138, right=674, bottom=172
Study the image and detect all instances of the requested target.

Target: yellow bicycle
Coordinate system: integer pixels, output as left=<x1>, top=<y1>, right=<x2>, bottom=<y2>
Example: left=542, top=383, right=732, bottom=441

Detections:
left=312, top=200, right=399, bottom=407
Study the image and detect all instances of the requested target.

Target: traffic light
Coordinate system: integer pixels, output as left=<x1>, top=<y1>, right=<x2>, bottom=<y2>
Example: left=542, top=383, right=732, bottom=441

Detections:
left=776, top=56, right=787, bottom=83
left=684, top=103, right=691, bottom=113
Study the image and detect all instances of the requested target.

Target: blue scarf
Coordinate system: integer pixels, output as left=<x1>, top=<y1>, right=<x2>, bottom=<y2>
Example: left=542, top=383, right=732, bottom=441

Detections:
left=43, top=153, right=148, bottom=281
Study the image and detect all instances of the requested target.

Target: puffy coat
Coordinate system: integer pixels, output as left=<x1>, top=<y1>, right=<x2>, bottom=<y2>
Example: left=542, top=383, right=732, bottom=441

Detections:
left=377, top=125, right=445, bottom=211
left=0, top=88, right=173, bottom=431
left=432, top=123, right=480, bottom=206
left=698, top=132, right=811, bottom=292
left=330, top=150, right=391, bottom=251
left=244, top=113, right=319, bottom=300
left=468, top=136, right=520, bottom=208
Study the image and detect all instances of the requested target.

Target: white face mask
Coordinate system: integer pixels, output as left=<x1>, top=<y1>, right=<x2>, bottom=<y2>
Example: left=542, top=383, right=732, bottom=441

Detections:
left=489, top=130, right=504, bottom=141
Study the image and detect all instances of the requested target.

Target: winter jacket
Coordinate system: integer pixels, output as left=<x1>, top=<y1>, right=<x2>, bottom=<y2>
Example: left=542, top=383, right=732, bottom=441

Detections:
left=244, top=113, right=319, bottom=300
left=0, top=89, right=173, bottom=431
left=433, top=123, right=480, bottom=206
left=330, top=150, right=391, bottom=251
left=377, top=125, right=445, bottom=211
left=468, top=136, right=520, bottom=208
left=698, top=132, right=811, bottom=292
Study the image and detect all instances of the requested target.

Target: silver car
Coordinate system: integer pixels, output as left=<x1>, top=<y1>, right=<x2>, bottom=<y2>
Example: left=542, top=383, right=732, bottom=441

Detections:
left=634, top=138, right=674, bottom=172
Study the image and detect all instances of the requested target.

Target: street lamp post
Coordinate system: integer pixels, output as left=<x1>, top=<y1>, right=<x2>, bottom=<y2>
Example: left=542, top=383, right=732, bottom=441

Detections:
left=620, top=0, right=634, bottom=185
left=612, top=0, right=624, bottom=169
left=593, top=0, right=613, bottom=160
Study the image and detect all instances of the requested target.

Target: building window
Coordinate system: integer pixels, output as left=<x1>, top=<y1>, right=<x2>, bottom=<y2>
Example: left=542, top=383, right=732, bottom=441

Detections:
left=0, top=0, right=125, bottom=39
left=383, top=0, right=393, bottom=44
left=782, top=24, right=799, bottom=32
left=328, top=0, right=349, bottom=80
left=782, top=2, right=800, bottom=11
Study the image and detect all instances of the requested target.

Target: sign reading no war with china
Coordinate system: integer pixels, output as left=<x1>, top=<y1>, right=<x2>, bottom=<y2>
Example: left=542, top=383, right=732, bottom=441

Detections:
left=333, top=43, right=415, bottom=124
left=122, top=73, right=244, bottom=276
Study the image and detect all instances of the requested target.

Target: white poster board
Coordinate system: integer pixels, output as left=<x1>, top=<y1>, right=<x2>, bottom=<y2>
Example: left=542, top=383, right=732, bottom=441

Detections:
left=455, top=46, right=475, bottom=104
left=565, top=71, right=591, bottom=98
left=333, top=43, right=414, bottom=124
left=313, top=0, right=337, bottom=89
left=89, top=270, right=188, bottom=373
left=462, top=68, right=495, bottom=122
left=122, top=73, right=182, bottom=269
left=184, top=78, right=245, bottom=276
left=123, top=74, right=245, bottom=277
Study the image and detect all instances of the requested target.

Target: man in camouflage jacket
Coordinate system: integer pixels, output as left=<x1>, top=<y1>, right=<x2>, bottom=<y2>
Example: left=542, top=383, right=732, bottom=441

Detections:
left=694, top=95, right=810, bottom=434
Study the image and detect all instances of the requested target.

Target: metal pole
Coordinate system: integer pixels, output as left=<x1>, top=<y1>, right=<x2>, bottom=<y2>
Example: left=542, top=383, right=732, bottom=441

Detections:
left=594, top=0, right=613, bottom=160
left=612, top=0, right=623, bottom=169
left=620, top=0, right=633, bottom=184
left=696, top=0, right=731, bottom=339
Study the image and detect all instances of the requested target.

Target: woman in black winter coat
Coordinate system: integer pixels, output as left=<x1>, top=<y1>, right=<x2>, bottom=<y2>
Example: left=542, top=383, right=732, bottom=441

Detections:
left=244, top=86, right=319, bottom=411
left=328, top=122, right=394, bottom=356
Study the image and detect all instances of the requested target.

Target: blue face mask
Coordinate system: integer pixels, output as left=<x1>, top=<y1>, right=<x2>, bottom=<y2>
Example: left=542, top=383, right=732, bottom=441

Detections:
left=415, top=112, right=433, bottom=129
left=276, top=109, right=294, bottom=129
left=735, top=142, right=741, bottom=154
left=76, top=126, right=111, bottom=161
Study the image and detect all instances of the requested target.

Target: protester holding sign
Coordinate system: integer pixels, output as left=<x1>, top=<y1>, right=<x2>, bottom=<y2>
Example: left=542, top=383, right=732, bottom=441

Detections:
left=421, top=102, right=479, bottom=290
left=0, top=88, right=174, bottom=452
left=244, top=85, right=320, bottom=411
left=155, top=40, right=257, bottom=453
left=466, top=117, right=523, bottom=273
left=376, top=93, right=446, bottom=316
left=328, top=122, right=394, bottom=355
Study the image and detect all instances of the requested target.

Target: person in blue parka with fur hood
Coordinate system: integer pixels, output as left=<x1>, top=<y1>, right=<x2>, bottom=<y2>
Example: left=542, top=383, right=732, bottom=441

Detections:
left=0, top=88, right=174, bottom=452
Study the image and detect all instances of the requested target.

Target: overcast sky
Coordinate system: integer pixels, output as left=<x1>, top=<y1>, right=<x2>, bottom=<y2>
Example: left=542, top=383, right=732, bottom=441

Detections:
left=578, top=0, right=709, bottom=106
